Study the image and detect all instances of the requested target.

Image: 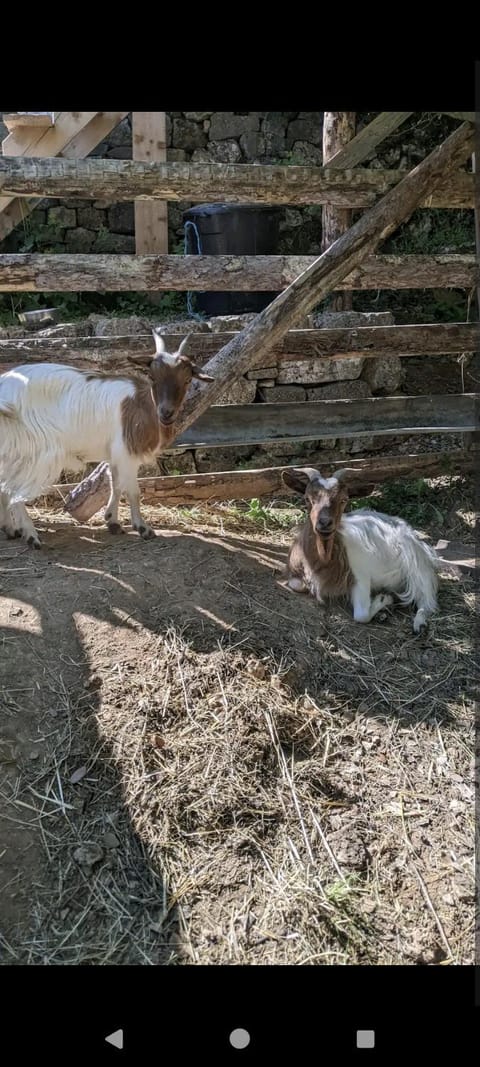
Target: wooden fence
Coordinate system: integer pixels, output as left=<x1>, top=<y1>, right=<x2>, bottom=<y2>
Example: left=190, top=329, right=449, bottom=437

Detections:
left=0, top=112, right=477, bottom=511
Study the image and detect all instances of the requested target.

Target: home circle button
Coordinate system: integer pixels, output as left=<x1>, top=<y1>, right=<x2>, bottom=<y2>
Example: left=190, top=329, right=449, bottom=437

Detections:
left=229, top=1028, right=251, bottom=1049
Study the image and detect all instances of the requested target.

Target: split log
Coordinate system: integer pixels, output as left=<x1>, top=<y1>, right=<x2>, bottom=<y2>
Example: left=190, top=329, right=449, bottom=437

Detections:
left=0, top=253, right=475, bottom=292
left=47, top=451, right=475, bottom=511
left=0, top=322, right=477, bottom=370
left=64, top=121, right=475, bottom=521
left=0, top=157, right=474, bottom=208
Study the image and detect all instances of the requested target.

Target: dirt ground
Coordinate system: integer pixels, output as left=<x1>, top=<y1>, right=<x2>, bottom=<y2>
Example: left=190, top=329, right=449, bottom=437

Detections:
left=0, top=476, right=475, bottom=965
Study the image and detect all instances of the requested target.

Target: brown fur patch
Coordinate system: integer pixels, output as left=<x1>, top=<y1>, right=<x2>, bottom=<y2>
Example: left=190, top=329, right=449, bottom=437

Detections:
left=286, top=521, right=353, bottom=601
left=121, top=382, right=161, bottom=456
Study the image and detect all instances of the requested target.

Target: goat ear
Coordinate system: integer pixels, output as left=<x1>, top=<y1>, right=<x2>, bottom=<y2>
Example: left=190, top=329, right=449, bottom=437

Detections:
left=152, top=329, right=166, bottom=357
left=282, top=467, right=316, bottom=495
left=191, top=364, right=214, bottom=382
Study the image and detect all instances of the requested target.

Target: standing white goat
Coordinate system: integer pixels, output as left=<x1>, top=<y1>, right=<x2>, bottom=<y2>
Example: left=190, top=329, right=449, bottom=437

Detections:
left=281, top=466, right=440, bottom=633
left=0, top=330, right=213, bottom=547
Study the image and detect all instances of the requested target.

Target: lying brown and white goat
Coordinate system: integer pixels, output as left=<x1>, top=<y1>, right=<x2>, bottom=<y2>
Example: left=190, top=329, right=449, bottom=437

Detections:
left=281, top=466, right=440, bottom=633
left=0, top=330, right=213, bottom=547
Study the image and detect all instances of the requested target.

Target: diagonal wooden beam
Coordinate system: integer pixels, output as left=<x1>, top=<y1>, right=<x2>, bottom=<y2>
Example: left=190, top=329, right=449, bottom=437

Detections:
left=64, top=121, right=475, bottom=521
left=324, top=111, right=414, bottom=169
left=0, top=111, right=129, bottom=243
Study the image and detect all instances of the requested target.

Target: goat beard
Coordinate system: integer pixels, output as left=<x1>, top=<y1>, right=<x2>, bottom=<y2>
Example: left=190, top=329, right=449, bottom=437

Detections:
left=315, top=532, right=335, bottom=563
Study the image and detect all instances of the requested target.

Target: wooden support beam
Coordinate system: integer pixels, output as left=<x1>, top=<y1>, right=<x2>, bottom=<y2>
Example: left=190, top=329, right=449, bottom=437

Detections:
left=325, top=112, right=414, bottom=169
left=3, top=113, right=55, bottom=130
left=171, top=394, right=476, bottom=449
left=45, top=450, right=475, bottom=510
left=0, top=253, right=475, bottom=292
left=62, top=119, right=475, bottom=520
left=439, top=113, right=476, bottom=123
left=0, top=112, right=129, bottom=244
left=132, top=112, right=168, bottom=255
left=0, top=157, right=474, bottom=208
left=0, top=322, right=476, bottom=369
left=322, top=112, right=356, bottom=310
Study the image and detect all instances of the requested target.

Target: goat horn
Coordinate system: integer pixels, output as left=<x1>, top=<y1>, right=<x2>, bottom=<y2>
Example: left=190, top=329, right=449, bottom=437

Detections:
left=151, top=329, right=165, bottom=355
left=177, top=334, right=192, bottom=357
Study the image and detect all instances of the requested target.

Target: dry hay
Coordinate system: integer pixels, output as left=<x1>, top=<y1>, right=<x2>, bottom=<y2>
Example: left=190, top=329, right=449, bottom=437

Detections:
left=0, top=474, right=475, bottom=965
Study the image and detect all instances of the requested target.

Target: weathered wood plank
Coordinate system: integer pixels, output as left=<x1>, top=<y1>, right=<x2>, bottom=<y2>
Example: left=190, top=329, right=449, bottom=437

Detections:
left=3, top=114, right=55, bottom=130
left=45, top=451, right=474, bottom=509
left=0, top=112, right=129, bottom=244
left=0, top=157, right=474, bottom=208
left=322, top=112, right=356, bottom=310
left=174, top=394, right=476, bottom=448
left=132, top=112, right=168, bottom=255
left=0, top=253, right=475, bottom=292
left=326, top=112, right=414, bottom=169
left=64, top=121, right=475, bottom=519
left=439, top=113, right=476, bottom=123
left=0, top=323, right=476, bottom=368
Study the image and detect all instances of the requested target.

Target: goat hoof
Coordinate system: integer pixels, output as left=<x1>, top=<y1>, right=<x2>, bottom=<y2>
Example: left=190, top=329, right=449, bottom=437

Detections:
left=108, top=522, right=125, bottom=536
left=27, top=535, right=42, bottom=549
left=136, top=524, right=156, bottom=540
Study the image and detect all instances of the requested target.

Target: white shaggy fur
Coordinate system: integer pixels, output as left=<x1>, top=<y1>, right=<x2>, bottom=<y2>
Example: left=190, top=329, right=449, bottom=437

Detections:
left=0, top=333, right=214, bottom=547
left=282, top=467, right=440, bottom=633
left=339, top=508, right=439, bottom=633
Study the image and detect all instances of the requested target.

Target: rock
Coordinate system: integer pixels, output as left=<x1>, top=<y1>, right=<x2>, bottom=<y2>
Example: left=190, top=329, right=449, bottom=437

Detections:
left=91, top=315, right=150, bottom=337
left=208, top=314, right=257, bottom=333
left=262, top=385, right=307, bottom=402
left=184, top=112, right=213, bottom=122
left=246, top=367, right=278, bottom=380
left=47, top=206, right=76, bottom=228
left=313, top=310, right=395, bottom=328
left=102, top=831, right=120, bottom=849
left=76, top=206, right=105, bottom=229
left=287, top=114, right=322, bottom=146
left=108, top=118, right=131, bottom=147
left=158, top=317, right=211, bottom=335
left=107, top=147, right=132, bottom=160
left=239, top=132, right=265, bottom=158
left=167, top=148, right=187, bottom=162
left=206, top=139, right=242, bottom=163
left=73, top=842, right=104, bottom=868
left=278, top=356, right=365, bottom=385
left=195, top=446, right=254, bottom=472
left=152, top=451, right=197, bottom=475
left=209, top=112, right=260, bottom=140
left=190, top=148, right=212, bottom=163
left=93, top=232, right=135, bottom=253
left=173, top=117, right=207, bottom=150
left=65, top=227, right=95, bottom=253
left=38, top=321, right=94, bottom=338
left=362, top=356, right=403, bottom=393
left=262, top=113, right=288, bottom=155
left=306, top=380, right=372, bottom=401
left=216, top=377, right=256, bottom=405
left=288, top=141, right=323, bottom=165
left=107, top=203, right=135, bottom=235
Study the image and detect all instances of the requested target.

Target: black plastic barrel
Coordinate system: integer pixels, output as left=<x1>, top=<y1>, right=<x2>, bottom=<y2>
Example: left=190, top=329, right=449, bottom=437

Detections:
left=183, top=203, right=282, bottom=317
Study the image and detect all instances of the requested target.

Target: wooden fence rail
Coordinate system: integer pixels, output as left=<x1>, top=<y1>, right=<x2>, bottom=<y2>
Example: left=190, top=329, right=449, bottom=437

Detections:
left=174, top=394, right=475, bottom=449
left=45, top=450, right=475, bottom=510
left=0, top=253, right=476, bottom=292
left=0, top=157, right=474, bottom=209
left=0, top=323, right=477, bottom=371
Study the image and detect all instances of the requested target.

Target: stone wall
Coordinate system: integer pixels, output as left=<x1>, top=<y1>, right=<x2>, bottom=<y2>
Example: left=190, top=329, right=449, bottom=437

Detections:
left=0, top=111, right=462, bottom=257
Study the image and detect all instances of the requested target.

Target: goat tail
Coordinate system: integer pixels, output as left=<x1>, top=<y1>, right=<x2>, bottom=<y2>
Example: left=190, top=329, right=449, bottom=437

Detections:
left=396, top=532, right=439, bottom=615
